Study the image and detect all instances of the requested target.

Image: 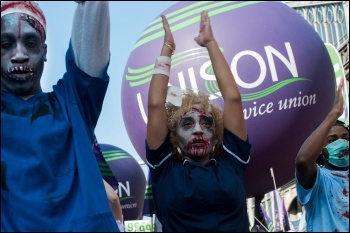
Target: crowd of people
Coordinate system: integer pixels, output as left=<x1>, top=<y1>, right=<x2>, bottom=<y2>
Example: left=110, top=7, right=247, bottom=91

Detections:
left=1, top=1, right=348, bottom=232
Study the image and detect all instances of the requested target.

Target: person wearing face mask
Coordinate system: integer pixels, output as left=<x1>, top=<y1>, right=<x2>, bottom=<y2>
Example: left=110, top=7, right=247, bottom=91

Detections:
left=295, top=78, right=349, bottom=232
left=146, top=11, right=251, bottom=232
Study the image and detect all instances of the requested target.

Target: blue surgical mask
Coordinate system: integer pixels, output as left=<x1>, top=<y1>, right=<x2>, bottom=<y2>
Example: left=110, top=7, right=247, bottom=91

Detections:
left=323, top=139, right=349, bottom=168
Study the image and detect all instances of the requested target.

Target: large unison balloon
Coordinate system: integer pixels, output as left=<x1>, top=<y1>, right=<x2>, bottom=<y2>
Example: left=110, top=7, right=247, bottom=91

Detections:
left=121, top=1, right=335, bottom=197
left=99, top=144, right=146, bottom=221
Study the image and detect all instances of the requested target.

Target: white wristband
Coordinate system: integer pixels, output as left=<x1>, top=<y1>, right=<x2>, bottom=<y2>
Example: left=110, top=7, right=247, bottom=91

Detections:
left=152, top=56, right=171, bottom=77
left=116, top=220, right=125, bottom=232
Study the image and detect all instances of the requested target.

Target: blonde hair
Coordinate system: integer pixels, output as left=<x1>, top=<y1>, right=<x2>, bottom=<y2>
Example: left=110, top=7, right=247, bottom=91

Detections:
left=166, top=89, right=223, bottom=161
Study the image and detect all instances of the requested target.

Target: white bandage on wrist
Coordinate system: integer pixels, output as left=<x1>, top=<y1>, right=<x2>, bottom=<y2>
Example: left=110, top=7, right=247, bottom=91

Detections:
left=152, top=56, right=171, bottom=77
left=116, top=220, right=125, bottom=232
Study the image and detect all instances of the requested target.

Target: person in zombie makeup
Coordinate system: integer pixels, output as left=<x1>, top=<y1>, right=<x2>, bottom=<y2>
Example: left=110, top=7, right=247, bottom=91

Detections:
left=146, top=11, right=252, bottom=232
left=295, top=79, right=349, bottom=232
left=1, top=1, right=119, bottom=231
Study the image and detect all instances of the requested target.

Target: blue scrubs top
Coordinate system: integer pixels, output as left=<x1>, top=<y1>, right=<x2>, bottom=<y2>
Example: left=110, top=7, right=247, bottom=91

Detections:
left=296, top=166, right=349, bottom=232
left=146, top=129, right=251, bottom=232
left=1, top=44, right=118, bottom=232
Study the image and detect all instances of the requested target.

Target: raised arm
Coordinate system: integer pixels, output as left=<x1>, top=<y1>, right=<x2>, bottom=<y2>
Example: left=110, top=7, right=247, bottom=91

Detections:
left=295, top=79, right=345, bottom=189
left=146, top=15, right=175, bottom=149
left=194, top=11, right=247, bottom=141
left=71, top=1, right=110, bottom=78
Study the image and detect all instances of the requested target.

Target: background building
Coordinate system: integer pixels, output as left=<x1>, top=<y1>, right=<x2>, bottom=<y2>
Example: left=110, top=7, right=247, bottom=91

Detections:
left=247, top=1, right=349, bottom=231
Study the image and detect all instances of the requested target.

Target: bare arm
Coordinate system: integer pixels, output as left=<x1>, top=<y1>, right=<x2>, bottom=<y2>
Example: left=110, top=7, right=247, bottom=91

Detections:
left=194, top=11, right=247, bottom=141
left=146, top=15, right=175, bottom=149
left=295, top=79, right=344, bottom=189
left=103, top=179, right=123, bottom=222
left=71, top=1, right=110, bottom=78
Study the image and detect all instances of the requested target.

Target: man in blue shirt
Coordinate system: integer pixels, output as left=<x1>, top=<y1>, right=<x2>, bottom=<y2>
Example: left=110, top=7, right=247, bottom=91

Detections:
left=295, top=79, right=349, bottom=232
left=1, top=1, right=118, bottom=231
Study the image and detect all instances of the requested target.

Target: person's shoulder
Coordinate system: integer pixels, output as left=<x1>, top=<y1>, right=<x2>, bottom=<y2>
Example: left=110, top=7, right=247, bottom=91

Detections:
left=330, top=169, right=349, bottom=176
left=321, top=166, right=349, bottom=177
left=319, top=165, right=329, bottom=173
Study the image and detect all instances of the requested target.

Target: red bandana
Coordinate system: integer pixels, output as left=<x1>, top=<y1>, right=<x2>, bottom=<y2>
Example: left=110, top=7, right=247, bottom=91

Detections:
left=1, top=1, right=46, bottom=34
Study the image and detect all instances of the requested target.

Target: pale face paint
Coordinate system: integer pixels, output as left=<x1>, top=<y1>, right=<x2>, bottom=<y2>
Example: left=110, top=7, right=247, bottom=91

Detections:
left=176, top=104, right=216, bottom=158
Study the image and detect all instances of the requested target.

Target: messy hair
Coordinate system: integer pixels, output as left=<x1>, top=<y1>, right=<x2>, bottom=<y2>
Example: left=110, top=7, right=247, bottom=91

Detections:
left=166, top=89, right=223, bottom=161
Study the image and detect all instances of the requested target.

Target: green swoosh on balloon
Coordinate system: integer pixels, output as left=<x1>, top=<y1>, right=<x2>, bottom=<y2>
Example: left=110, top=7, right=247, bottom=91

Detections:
left=204, top=77, right=311, bottom=101
left=102, top=150, right=131, bottom=162
left=126, top=47, right=222, bottom=87
left=119, top=196, right=136, bottom=202
left=134, top=1, right=265, bottom=50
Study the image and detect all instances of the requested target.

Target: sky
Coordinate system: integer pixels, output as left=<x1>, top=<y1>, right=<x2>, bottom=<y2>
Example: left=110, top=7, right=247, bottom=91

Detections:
left=38, top=1, right=178, bottom=167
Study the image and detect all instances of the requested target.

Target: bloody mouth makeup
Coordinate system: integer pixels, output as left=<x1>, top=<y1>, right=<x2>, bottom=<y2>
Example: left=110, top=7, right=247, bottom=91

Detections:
left=177, top=105, right=215, bottom=156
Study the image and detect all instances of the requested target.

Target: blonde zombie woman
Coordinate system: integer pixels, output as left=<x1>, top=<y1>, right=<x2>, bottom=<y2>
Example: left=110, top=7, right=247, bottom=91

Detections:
left=146, top=11, right=252, bottom=232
